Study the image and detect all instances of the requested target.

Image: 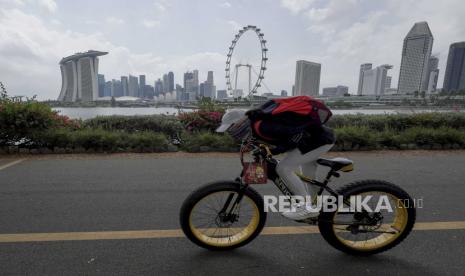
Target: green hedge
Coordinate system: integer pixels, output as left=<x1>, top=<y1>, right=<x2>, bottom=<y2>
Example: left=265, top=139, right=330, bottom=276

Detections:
left=180, top=132, right=238, bottom=152
left=333, top=126, right=465, bottom=151
left=83, top=115, right=183, bottom=137
left=31, top=128, right=170, bottom=152
left=328, top=113, right=465, bottom=132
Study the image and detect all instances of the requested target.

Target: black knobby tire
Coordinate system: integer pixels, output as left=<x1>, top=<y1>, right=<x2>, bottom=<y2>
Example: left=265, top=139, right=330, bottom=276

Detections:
left=318, top=180, right=416, bottom=255
left=180, top=181, right=267, bottom=250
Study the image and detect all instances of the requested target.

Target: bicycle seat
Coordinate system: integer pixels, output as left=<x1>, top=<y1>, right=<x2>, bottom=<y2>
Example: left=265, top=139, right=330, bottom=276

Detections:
left=317, top=158, right=354, bottom=172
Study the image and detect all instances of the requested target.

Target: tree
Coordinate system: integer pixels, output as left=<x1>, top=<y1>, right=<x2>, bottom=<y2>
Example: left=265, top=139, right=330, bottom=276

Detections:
left=111, top=96, right=116, bottom=107
left=0, top=82, right=8, bottom=101
left=413, top=90, right=419, bottom=97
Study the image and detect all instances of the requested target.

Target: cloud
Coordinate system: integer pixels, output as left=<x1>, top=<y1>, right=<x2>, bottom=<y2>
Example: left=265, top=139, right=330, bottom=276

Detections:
left=141, top=19, right=160, bottom=28
left=220, top=1, right=231, bottom=8
left=291, top=0, right=465, bottom=93
left=153, top=1, right=167, bottom=12
left=280, top=0, right=315, bottom=14
left=106, top=17, right=124, bottom=25
left=37, top=0, right=57, bottom=13
left=0, top=8, right=227, bottom=99
left=227, top=20, right=241, bottom=31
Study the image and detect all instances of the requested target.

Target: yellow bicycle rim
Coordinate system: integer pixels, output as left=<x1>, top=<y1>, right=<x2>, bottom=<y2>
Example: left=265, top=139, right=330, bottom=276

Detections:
left=333, top=192, right=409, bottom=251
left=189, top=191, right=260, bottom=247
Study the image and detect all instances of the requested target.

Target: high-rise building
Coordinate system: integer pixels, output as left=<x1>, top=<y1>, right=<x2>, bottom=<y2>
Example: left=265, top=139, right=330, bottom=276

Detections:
left=176, top=84, right=183, bottom=101
left=294, top=60, right=321, bottom=96
left=184, top=70, right=199, bottom=101
left=121, top=76, right=129, bottom=96
left=201, top=71, right=216, bottom=99
left=168, top=72, right=175, bottom=92
left=426, top=56, right=439, bottom=93
left=162, top=74, right=169, bottom=94
left=58, top=50, right=108, bottom=102
left=139, top=75, right=146, bottom=98
left=97, top=74, right=105, bottom=98
left=154, top=79, right=163, bottom=96
left=217, top=90, right=228, bottom=100
left=385, top=76, right=392, bottom=90
left=361, top=65, right=393, bottom=96
left=443, top=41, right=465, bottom=92
left=322, top=86, right=349, bottom=97
left=112, top=79, right=123, bottom=97
left=397, top=22, right=434, bottom=94
left=144, top=85, right=155, bottom=99
left=233, top=89, right=243, bottom=98
left=357, top=63, right=373, bottom=95
left=103, top=81, right=112, bottom=97
left=128, top=75, right=139, bottom=97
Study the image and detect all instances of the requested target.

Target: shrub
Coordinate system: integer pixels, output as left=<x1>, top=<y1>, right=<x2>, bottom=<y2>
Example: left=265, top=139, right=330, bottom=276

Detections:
left=395, top=127, right=465, bottom=146
left=334, top=127, right=376, bottom=149
left=327, top=113, right=465, bottom=132
left=178, top=111, right=224, bottom=132
left=83, top=115, right=183, bottom=137
left=0, top=101, right=79, bottom=146
left=180, top=132, right=237, bottom=152
left=32, top=128, right=170, bottom=152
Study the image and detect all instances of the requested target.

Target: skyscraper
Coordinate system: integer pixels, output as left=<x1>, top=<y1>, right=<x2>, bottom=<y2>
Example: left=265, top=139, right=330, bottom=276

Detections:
left=162, top=74, right=169, bottom=94
left=361, top=65, right=393, bottom=96
left=139, top=75, right=146, bottom=98
left=426, top=56, right=439, bottom=93
left=168, top=72, right=175, bottom=92
left=176, top=84, right=183, bottom=101
left=322, top=86, right=349, bottom=97
left=184, top=70, right=199, bottom=101
left=128, top=75, right=139, bottom=97
left=104, top=81, right=112, bottom=97
left=112, top=79, right=123, bottom=97
left=294, top=60, right=321, bottom=96
left=397, top=22, right=434, bottom=94
left=217, top=90, right=228, bottom=100
left=385, top=76, right=392, bottom=90
left=97, top=74, right=105, bottom=98
left=443, top=41, right=465, bottom=92
left=201, top=71, right=216, bottom=99
left=154, top=79, right=163, bottom=96
left=357, top=63, right=373, bottom=95
left=121, top=76, right=129, bottom=96
left=58, top=50, right=108, bottom=102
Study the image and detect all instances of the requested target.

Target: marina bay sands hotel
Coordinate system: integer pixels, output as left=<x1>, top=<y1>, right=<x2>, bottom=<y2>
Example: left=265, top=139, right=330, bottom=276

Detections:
left=57, top=50, right=108, bottom=102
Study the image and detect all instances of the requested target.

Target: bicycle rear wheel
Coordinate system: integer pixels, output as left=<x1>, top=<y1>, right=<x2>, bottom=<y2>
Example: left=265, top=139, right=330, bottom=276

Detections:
left=318, top=180, right=416, bottom=255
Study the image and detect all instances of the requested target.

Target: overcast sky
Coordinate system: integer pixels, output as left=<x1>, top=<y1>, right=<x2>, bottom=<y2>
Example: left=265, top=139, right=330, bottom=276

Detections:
left=1, top=0, right=464, bottom=100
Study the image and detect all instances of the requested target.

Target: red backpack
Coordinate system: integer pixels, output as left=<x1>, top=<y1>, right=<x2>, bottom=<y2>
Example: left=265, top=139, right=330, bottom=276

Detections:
left=258, top=96, right=332, bottom=125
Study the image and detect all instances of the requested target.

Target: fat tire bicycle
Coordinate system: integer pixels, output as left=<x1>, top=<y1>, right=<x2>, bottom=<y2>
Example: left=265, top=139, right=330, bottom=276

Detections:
left=180, top=140, right=416, bottom=255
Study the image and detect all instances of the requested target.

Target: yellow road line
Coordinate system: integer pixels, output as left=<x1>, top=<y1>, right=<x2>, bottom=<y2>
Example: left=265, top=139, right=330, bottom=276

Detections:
left=1, top=221, right=465, bottom=243
left=0, top=159, right=26, bottom=171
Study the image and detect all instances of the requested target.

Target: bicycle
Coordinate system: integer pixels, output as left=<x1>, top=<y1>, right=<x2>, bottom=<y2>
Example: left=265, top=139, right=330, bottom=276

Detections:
left=179, top=139, right=416, bottom=255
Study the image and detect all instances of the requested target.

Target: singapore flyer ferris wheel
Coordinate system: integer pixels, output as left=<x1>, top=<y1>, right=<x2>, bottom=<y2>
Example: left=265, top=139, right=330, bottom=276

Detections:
left=225, top=25, right=268, bottom=98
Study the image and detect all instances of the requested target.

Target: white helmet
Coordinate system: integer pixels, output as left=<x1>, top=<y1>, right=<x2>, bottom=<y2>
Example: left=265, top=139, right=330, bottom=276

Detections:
left=216, top=109, right=247, bottom=133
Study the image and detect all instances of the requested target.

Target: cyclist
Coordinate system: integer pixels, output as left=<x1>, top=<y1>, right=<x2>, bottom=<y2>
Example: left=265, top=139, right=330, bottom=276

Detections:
left=216, top=105, right=335, bottom=221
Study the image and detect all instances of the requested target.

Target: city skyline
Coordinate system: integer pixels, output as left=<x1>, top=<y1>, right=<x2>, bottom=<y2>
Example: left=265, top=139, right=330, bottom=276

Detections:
left=1, top=0, right=465, bottom=99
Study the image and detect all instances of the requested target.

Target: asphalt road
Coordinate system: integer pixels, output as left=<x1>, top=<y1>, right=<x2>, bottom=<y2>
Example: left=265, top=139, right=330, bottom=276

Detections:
left=1, top=151, right=465, bottom=275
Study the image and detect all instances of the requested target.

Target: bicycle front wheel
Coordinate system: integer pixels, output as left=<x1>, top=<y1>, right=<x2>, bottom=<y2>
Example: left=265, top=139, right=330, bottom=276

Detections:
left=180, top=181, right=266, bottom=250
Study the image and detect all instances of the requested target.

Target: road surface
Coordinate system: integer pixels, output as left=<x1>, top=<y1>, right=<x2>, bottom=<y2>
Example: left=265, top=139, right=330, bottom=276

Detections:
left=1, top=151, right=464, bottom=275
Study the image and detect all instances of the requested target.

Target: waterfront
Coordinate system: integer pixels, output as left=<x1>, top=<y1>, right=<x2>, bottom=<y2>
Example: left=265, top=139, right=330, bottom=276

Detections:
left=53, top=107, right=462, bottom=120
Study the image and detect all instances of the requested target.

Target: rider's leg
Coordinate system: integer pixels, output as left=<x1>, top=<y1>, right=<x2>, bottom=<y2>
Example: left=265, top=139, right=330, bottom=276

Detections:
left=276, top=144, right=334, bottom=198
